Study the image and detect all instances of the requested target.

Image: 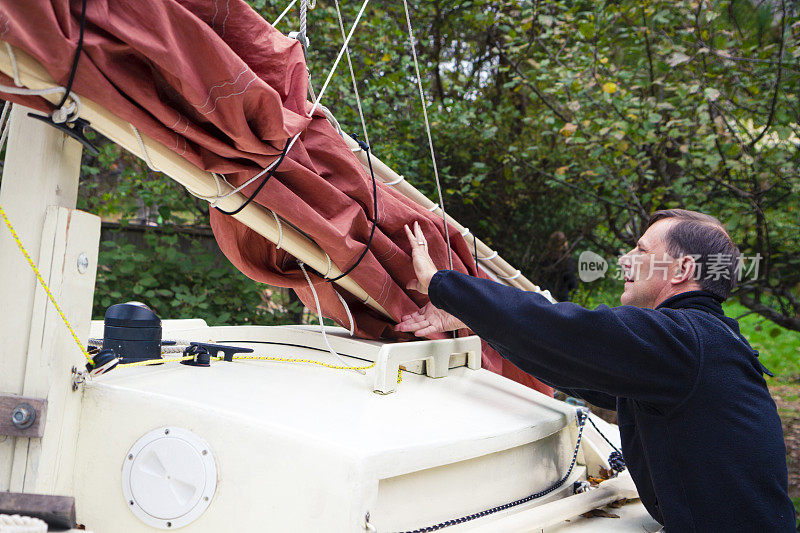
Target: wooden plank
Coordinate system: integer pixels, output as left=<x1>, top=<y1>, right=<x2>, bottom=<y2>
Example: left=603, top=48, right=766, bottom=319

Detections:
left=0, top=395, right=47, bottom=438
left=9, top=208, right=100, bottom=495
left=0, top=105, right=83, bottom=491
left=0, top=492, right=76, bottom=529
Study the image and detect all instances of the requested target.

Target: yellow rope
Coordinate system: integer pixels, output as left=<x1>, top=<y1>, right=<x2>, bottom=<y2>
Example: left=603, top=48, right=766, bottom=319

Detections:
left=230, top=354, right=376, bottom=372
left=0, top=203, right=94, bottom=365
left=117, top=352, right=407, bottom=382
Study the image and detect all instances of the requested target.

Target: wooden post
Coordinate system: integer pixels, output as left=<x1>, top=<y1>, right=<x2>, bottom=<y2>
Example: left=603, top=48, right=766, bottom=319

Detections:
left=0, top=105, right=99, bottom=496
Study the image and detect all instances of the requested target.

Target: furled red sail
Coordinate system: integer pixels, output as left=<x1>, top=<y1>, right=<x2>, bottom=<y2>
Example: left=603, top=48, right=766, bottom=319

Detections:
left=0, top=0, right=552, bottom=395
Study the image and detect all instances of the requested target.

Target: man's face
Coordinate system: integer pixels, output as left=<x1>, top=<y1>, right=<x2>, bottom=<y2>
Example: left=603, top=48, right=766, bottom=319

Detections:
left=619, top=219, right=679, bottom=308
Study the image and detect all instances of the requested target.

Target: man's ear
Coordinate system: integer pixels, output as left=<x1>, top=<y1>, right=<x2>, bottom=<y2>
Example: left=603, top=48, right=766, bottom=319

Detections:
left=671, top=255, right=697, bottom=285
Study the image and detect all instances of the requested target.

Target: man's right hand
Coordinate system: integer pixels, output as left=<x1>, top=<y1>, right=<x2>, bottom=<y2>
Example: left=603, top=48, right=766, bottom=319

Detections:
left=396, top=301, right=466, bottom=337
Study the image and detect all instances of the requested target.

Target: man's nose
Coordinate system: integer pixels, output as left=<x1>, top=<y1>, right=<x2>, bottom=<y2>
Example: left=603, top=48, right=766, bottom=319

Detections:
left=618, top=252, right=632, bottom=268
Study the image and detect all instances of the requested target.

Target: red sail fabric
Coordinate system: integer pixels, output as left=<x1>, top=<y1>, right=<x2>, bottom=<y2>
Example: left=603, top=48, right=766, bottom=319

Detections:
left=0, top=0, right=552, bottom=395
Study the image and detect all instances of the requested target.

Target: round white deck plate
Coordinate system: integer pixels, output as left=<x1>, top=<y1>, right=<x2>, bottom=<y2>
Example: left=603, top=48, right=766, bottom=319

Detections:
left=122, top=427, right=216, bottom=529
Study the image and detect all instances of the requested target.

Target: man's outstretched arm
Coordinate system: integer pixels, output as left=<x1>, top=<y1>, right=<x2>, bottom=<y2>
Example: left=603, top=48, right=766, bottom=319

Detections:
left=425, top=269, right=701, bottom=409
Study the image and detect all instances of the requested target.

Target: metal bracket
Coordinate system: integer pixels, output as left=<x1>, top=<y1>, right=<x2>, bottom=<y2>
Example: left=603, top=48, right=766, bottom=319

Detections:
left=71, top=365, right=87, bottom=392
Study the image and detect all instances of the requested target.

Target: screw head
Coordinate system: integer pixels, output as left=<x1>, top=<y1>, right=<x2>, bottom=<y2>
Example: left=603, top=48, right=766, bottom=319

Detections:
left=10, top=403, right=35, bottom=430
left=77, top=253, right=89, bottom=274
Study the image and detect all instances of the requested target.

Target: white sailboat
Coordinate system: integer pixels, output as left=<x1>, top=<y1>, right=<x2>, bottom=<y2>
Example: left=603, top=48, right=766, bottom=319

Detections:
left=0, top=4, right=662, bottom=531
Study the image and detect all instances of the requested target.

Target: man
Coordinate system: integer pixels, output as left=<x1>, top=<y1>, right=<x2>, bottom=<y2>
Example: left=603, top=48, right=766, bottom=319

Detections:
left=397, top=209, right=795, bottom=531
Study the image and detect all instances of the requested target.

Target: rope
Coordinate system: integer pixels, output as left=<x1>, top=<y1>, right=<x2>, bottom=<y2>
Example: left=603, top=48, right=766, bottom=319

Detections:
left=401, top=0, right=453, bottom=270
left=307, top=0, right=371, bottom=119
left=333, top=0, right=370, bottom=148
left=111, top=343, right=407, bottom=383
left=270, top=210, right=284, bottom=249
left=399, top=410, right=588, bottom=532
left=54, top=0, right=87, bottom=110
left=185, top=173, right=224, bottom=202
left=119, top=353, right=404, bottom=383
left=117, top=355, right=195, bottom=368
left=299, top=0, right=309, bottom=48
left=0, top=101, right=11, bottom=151
left=272, top=0, right=297, bottom=27
left=130, top=125, right=161, bottom=172
left=0, top=514, right=47, bottom=533
left=227, top=354, right=373, bottom=372
left=215, top=138, right=293, bottom=216
left=334, top=288, right=356, bottom=336
left=384, top=174, right=404, bottom=186
left=298, top=261, right=362, bottom=373
left=0, top=44, right=81, bottom=123
left=319, top=104, right=343, bottom=137
left=0, top=204, right=94, bottom=365
left=3, top=42, right=22, bottom=86
left=192, top=0, right=370, bottom=212
left=324, top=136, right=378, bottom=283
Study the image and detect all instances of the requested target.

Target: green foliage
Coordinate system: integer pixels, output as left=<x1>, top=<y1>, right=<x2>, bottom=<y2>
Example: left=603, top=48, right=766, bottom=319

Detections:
left=95, top=230, right=302, bottom=325
left=78, top=135, right=303, bottom=325
left=76, top=1, right=800, bottom=330
left=264, top=0, right=799, bottom=328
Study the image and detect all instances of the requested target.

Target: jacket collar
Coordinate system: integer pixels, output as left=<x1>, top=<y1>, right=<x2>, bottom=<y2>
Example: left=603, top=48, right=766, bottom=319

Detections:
left=656, top=290, right=725, bottom=318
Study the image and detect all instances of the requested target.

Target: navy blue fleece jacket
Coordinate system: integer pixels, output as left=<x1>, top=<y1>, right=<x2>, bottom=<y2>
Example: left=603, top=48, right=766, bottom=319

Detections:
left=428, top=270, right=795, bottom=532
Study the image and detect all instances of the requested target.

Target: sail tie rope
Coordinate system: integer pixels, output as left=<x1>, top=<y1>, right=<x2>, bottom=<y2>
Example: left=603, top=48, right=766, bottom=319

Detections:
left=298, top=261, right=363, bottom=373
left=3, top=42, right=21, bottom=86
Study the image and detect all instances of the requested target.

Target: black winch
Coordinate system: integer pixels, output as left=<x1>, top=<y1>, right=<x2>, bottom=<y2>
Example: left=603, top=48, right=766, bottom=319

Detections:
left=102, top=302, right=162, bottom=363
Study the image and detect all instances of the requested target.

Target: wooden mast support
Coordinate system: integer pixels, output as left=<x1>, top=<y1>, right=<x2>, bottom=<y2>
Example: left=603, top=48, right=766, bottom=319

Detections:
left=0, top=43, right=392, bottom=319
left=0, top=104, right=100, bottom=497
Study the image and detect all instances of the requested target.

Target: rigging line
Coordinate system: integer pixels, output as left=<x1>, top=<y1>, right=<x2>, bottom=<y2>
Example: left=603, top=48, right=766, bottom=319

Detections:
left=215, top=138, right=292, bottom=216
left=272, top=0, right=298, bottom=27
left=322, top=0, right=379, bottom=284
left=298, top=260, right=364, bottom=373
left=307, top=0, right=371, bottom=119
left=55, top=0, right=88, bottom=110
left=326, top=135, right=378, bottom=283
left=333, top=0, right=369, bottom=147
left=205, top=0, right=370, bottom=208
left=401, top=0, right=453, bottom=270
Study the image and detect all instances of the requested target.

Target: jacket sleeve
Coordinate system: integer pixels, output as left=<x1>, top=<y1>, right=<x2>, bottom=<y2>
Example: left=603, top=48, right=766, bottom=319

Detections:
left=428, top=270, right=701, bottom=409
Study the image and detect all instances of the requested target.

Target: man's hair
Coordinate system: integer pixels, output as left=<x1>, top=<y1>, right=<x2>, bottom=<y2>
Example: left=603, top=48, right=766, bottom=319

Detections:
left=647, top=209, right=741, bottom=301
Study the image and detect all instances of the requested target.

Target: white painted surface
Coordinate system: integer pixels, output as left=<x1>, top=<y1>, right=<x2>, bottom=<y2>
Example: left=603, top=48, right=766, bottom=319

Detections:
left=68, top=328, right=651, bottom=532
